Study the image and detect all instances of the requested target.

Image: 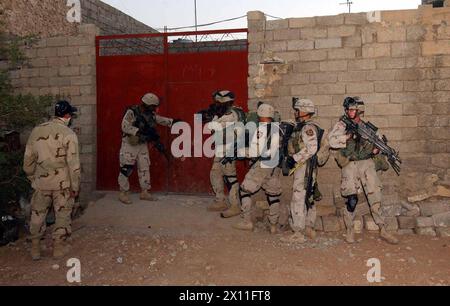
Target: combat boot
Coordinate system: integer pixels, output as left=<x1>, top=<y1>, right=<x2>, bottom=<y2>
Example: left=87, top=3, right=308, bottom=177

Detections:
left=305, top=226, right=317, bottom=240
left=119, top=191, right=132, bottom=205
left=140, top=190, right=158, bottom=202
left=232, top=220, right=254, bottom=231
left=280, top=232, right=306, bottom=244
left=31, top=239, right=41, bottom=261
left=345, top=227, right=355, bottom=244
left=220, top=204, right=241, bottom=218
left=207, top=201, right=228, bottom=212
left=53, top=241, right=71, bottom=259
left=380, top=226, right=399, bottom=245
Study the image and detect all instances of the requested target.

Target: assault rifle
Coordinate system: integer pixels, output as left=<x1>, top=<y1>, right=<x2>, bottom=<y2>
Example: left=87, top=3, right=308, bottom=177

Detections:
left=133, top=111, right=170, bottom=161
left=341, top=116, right=401, bottom=176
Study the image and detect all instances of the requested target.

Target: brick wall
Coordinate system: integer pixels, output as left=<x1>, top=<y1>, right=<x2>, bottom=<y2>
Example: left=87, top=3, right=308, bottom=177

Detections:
left=247, top=7, right=450, bottom=230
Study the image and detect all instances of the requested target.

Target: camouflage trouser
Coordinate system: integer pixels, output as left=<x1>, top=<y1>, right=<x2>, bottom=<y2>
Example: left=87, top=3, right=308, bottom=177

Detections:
left=240, top=161, right=282, bottom=225
left=290, top=164, right=317, bottom=232
left=210, top=158, right=239, bottom=207
left=30, top=189, right=74, bottom=242
left=341, top=159, right=385, bottom=227
left=118, top=140, right=151, bottom=192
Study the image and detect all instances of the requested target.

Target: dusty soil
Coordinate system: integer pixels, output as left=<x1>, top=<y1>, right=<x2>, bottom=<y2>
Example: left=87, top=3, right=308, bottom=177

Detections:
left=0, top=193, right=449, bottom=286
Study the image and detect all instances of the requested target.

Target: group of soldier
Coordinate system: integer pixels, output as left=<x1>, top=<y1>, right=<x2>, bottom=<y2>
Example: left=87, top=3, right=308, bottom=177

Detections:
left=23, top=89, right=399, bottom=261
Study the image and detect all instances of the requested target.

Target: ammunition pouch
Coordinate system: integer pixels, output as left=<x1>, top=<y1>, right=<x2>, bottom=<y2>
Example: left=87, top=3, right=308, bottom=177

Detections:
left=346, top=194, right=358, bottom=213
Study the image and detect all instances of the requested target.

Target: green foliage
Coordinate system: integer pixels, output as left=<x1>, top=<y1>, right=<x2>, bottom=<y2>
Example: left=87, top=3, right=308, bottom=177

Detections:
left=0, top=25, right=53, bottom=212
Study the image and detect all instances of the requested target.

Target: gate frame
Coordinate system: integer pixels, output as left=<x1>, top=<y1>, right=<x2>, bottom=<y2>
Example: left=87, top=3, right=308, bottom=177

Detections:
left=95, top=29, right=248, bottom=193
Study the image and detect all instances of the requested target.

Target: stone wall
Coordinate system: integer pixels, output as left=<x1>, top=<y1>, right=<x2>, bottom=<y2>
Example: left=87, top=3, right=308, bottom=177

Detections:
left=80, top=0, right=156, bottom=35
left=247, top=6, right=450, bottom=235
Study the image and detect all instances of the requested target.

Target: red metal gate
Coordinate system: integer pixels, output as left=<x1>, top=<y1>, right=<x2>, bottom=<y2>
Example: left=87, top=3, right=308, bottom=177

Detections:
left=96, top=29, right=248, bottom=194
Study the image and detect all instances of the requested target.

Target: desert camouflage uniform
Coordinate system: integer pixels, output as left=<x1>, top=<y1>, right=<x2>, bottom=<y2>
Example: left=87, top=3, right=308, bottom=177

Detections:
left=208, top=110, right=241, bottom=208
left=23, top=117, right=80, bottom=243
left=239, top=123, right=282, bottom=226
left=118, top=107, right=173, bottom=192
left=328, top=119, right=385, bottom=228
left=287, top=120, right=319, bottom=233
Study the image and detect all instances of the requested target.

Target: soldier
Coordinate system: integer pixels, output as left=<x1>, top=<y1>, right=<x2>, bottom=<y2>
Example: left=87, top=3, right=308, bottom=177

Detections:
left=233, top=103, right=282, bottom=233
left=207, top=90, right=242, bottom=218
left=23, top=100, right=80, bottom=260
left=118, top=92, right=177, bottom=205
left=281, top=99, right=321, bottom=244
left=328, top=97, right=399, bottom=245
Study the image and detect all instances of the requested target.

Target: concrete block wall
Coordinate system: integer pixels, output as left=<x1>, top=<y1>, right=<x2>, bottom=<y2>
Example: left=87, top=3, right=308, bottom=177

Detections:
left=247, top=6, right=450, bottom=225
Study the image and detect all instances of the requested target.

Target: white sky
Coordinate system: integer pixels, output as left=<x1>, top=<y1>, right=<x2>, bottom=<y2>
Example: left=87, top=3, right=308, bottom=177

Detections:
left=100, top=0, right=422, bottom=31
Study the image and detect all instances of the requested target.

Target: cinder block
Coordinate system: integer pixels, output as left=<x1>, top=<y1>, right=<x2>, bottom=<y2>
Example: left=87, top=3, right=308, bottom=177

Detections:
left=376, top=58, right=406, bottom=69
left=266, top=41, right=287, bottom=52
left=391, top=42, right=421, bottom=58
left=291, top=84, right=318, bottom=95
left=68, top=36, right=93, bottom=47
left=287, top=40, right=314, bottom=51
left=367, top=70, right=396, bottom=81
left=59, top=66, right=80, bottom=77
left=79, top=46, right=95, bottom=55
left=328, top=25, right=356, bottom=37
left=397, top=216, right=416, bottom=229
left=320, top=60, right=348, bottom=72
left=374, top=81, right=403, bottom=93
left=346, top=82, right=374, bottom=93
left=300, top=28, right=327, bottom=39
left=436, top=80, right=450, bottom=91
left=39, top=68, right=58, bottom=78
left=283, top=73, right=309, bottom=85
left=310, top=72, right=338, bottom=84
left=388, top=116, right=418, bottom=128
left=338, top=71, right=367, bottom=82
left=422, top=41, right=450, bottom=56
left=343, top=36, right=362, bottom=48
left=317, top=84, right=346, bottom=95
left=316, top=15, right=344, bottom=26
left=46, top=37, right=68, bottom=47
left=299, top=50, right=327, bottom=62
left=328, top=48, right=356, bottom=60
left=406, top=25, right=426, bottom=41
left=266, top=19, right=289, bottom=31
left=317, top=105, right=343, bottom=116
left=315, top=38, right=342, bottom=49
left=21, top=68, right=40, bottom=78
left=273, top=29, right=300, bottom=41
left=362, top=43, right=391, bottom=58
left=377, top=27, right=407, bottom=42
left=47, top=57, right=69, bottom=67
left=37, top=48, right=58, bottom=58
left=348, top=59, right=376, bottom=71
left=71, top=76, right=94, bottom=86
left=294, top=62, right=320, bottom=73
left=404, top=80, right=434, bottom=92
left=29, top=77, right=49, bottom=87
left=344, top=13, right=368, bottom=25
left=289, top=17, right=316, bottom=28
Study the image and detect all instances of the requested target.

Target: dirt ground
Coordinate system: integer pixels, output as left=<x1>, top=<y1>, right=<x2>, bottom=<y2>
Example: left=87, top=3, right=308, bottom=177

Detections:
left=0, top=192, right=449, bottom=286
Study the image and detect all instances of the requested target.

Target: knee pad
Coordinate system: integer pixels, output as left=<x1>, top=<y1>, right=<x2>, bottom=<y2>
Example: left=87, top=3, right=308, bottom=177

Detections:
left=223, top=175, right=238, bottom=192
left=346, top=194, right=358, bottom=213
left=239, top=186, right=252, bottom=201
left=266, top=193, right=281, bottom=206
left=120, top=165, right=134, bottom=178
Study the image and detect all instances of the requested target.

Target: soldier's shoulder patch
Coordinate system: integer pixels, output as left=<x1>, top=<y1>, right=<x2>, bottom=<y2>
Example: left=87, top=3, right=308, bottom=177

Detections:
left=306, top=129, right=314, bottom=137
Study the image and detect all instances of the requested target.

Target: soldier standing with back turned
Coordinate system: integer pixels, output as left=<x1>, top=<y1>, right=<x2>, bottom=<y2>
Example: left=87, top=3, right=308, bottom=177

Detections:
left=24, top=100, right=80, bottom=260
